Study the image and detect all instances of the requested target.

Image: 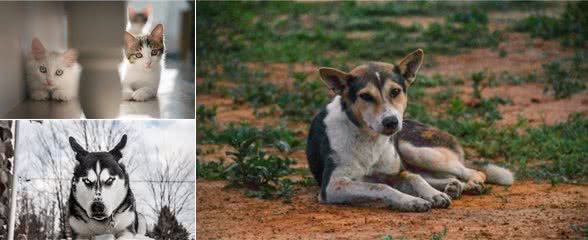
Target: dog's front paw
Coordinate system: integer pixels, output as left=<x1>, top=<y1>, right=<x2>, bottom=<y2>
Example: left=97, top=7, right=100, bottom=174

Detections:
left=396, top=197, right=432, bottom=212
left=30, top=90, right=49, bottom=100
left=52, top=90, right=73, bottom=101
left=427, top=192, right=452, bottom=209
left=444, top=180, right=464, bottom=199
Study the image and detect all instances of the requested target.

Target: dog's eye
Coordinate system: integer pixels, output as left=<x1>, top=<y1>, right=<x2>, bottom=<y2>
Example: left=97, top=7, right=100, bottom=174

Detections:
left=55, top=69, right=63, bottom=76
left=151, top=49, right=159, bottom=56
left=104, top=177, right=115, bottom=186
left=359, top=93, right=376, bottom=102
left=39, top=66, right=47, bottom=73
left=135, top=53, right=143, bottom=58
left=82, top=178, right=93, bottom=185
left=390, top=88, right=401, bottom=98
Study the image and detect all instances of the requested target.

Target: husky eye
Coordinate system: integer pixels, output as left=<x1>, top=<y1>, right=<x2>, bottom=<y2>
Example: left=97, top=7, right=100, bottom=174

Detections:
left=55, top=69, right=63, bottom=76
left=151, top=49, right=159, bottom=56
left=82, top=178, right=93, bottom=186
left=39, top=66, right=47, bottom=73
left=390, top=88, right=401, bottom=98
left=104, top=177, right=115, bottom=186
left=135, top=53, right=143, bottom=58
left=359, top=93, right=376, bottom=103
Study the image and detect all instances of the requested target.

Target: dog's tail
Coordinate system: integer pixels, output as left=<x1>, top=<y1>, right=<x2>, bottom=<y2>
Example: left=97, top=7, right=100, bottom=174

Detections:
left=479, top=163, right=514, bottom=186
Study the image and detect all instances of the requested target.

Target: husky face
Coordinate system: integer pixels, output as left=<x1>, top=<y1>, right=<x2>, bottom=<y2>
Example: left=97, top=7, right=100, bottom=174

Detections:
left=318, top=49, right=424, bottom=136
left=69, top=135, right=129, bottom=221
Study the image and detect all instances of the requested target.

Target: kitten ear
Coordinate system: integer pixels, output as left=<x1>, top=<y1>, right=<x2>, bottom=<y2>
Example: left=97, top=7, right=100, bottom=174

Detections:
left=63, top=49, right=78, bottom=66
left=144, top=4, right=152, bottom=17
left=128, top=6, right=136, bottom=18
left=150, top=24, right=164, bottom=42
left=32, top=38, right=46, bottom=61
left=124, top=32, right=137, bottom=49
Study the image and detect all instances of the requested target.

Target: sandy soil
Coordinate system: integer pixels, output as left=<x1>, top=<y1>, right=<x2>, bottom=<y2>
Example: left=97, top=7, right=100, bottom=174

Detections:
left=197, top=180, right=588, bottom=240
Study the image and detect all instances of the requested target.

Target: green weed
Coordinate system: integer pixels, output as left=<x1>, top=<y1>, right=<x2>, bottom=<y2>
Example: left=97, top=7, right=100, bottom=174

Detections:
left=225, top=136, right=295, bottom=201
left=542, top=61, right=585, bottom=99
left=199, top=123, right=304, bottom=153
left=511, top=2, right=588, bottom=47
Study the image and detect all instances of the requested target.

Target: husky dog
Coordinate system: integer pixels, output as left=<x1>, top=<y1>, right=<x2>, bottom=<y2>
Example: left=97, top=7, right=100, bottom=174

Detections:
left=68, top=135, right=147, bottom=239
left=306, top=49, right=513, bottom=212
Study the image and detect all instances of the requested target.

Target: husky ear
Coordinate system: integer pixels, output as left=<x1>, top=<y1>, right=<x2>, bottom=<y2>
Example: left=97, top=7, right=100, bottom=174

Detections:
left=32, top=38, right=46, bottom=61
left=109, top=134, right=127, bottom=160
left=69, top=137, right=88, bottom=161
left=397, top=49, right=424, bottom=86
left=319, top=67, right=351, bottom=95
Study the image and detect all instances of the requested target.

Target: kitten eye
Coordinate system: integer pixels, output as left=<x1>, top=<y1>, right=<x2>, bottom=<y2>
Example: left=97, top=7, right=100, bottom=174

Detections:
left=359, top=93, right=376, bottom=103
left=151, top=49, right=159, bottom=56
left=390, top=88, right=401, bottom=98
left=82, top=178, right=93, bottom=186
left=55, top=69, right=63, bottom=76
left=39, top=66, right=47, bottom=73
left=104, top=177, right=115, bottom=186
left=135, top=53, right=143, bottom=58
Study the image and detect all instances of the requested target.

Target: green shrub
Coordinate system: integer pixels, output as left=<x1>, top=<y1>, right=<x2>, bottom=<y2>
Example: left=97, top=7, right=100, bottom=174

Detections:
left=225, top=137, right=295, bottom=200
left=542, top=61, right=585, bottom=99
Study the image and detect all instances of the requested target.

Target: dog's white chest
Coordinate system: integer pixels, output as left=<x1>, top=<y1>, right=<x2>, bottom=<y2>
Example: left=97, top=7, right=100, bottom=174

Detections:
left=69, top=210, right=135, bottom=237
left=324, top=97, right=398, bottom=174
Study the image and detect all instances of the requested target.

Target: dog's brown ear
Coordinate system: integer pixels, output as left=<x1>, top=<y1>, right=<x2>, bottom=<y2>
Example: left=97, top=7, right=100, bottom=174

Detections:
left=319, top=67, right=351, bottom=95
left=397, top=49, right=424, bottom=86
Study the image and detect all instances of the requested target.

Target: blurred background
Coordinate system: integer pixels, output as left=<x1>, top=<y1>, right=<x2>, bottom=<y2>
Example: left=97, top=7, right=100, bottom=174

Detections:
left=196, top=2, right=588, bottom=239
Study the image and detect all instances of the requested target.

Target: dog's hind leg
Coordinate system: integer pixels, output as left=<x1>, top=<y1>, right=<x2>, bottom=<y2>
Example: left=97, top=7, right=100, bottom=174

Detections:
left=397, top=142, right=487, bottom=194
left=323, top=176, right=433, bottom=212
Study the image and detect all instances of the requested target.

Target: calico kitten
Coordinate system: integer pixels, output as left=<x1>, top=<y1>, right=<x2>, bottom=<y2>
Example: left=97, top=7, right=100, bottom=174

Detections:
left=121, top=24, right=165, bottom=101
left=127, top=5, right=151, bottom=36
left=26, top=38, right=82, bottom=101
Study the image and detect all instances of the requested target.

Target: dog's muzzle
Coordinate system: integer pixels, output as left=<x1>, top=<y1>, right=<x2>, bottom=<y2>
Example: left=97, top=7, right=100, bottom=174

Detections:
left=90, top=201, right=107, bottom=220
left=381, top=116, right=400, bottom=135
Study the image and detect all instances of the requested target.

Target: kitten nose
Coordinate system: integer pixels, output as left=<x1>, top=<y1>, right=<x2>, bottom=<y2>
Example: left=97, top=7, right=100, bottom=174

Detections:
left=382, top=116, right=399, bottom=129
left=46, top=80, right=53, bottom=86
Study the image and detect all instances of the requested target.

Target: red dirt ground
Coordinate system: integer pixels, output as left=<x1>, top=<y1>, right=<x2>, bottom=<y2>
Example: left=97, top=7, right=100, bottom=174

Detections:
left=197, top=180, right=588, bottom=240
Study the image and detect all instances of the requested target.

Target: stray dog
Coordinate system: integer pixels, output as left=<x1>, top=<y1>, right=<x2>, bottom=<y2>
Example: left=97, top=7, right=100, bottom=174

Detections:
left=306, top=49, right=513, bottom=212
left=68, top=135, right=147, bottom=239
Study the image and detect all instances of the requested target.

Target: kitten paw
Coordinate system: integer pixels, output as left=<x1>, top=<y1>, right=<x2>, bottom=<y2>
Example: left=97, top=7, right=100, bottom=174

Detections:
left=30, top=91, right=49, bottom=100
left=132, top=89, right=155, bottom=101
left=52, top=90, right=73, bottom=101
left=122, top=90, right=134, bottom=101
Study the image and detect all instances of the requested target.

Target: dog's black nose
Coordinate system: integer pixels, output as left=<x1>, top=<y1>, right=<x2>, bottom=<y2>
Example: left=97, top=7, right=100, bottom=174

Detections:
left=91, top=202, right=105, bottom=213
left=382, top=117, right=399, bottom=129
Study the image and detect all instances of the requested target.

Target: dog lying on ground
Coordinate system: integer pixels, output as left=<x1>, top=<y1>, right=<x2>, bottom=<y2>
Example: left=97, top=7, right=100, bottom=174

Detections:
left=68, top=135, right=150, bottom=239
left=306, top=49, right=513, bottom=211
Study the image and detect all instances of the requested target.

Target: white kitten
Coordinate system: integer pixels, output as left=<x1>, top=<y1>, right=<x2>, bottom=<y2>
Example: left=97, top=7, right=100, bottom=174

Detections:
left=127, top=5, right=151, bottom=36
left=121, top=24, right=165, bottom=102
left=26, top=38, right=82, bottom=101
